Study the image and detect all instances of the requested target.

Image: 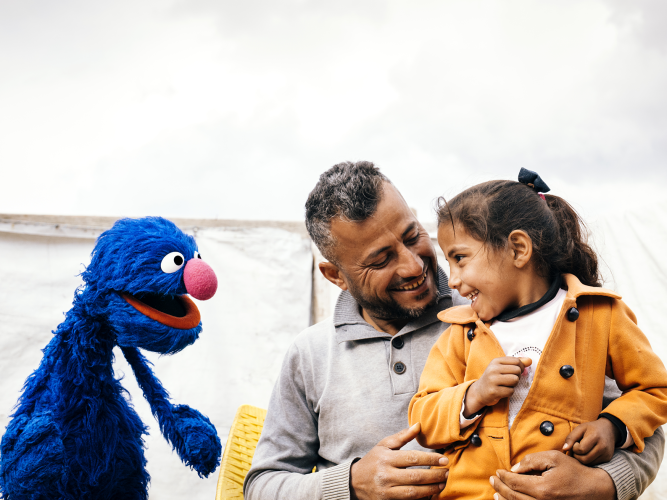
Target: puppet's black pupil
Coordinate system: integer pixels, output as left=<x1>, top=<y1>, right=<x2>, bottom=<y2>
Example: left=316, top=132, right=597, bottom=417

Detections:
left=197, top=254, right=202, bottom=259
left=174, top=255, right=183, bottom=266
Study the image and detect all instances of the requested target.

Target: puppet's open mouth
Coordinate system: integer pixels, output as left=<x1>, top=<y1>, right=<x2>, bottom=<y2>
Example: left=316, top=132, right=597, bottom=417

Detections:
left=121, top=292, right=201, bottom=330
left=136, top=293, right=187, bottom=317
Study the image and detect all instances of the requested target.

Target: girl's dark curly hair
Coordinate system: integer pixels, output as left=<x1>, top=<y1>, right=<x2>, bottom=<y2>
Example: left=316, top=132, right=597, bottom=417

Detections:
left=437, top=180, right=601, bottom=287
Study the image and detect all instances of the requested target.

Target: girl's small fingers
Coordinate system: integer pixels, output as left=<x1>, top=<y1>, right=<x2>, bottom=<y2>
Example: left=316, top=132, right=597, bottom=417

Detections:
left=574, top=445, right=602, bottom=465
left=500, top=374, right=521, bottom=387
left=518, top=357, right=532, bottom=367
left=562, top=425, right=586, bottom=451
left=573, top=429, right=598, bottom=455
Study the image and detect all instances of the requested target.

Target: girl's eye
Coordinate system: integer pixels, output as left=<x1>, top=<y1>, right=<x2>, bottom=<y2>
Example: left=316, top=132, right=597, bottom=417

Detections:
left=161, top=252, right=186, bottom=273
left=455, top=255, right=464, bottom=262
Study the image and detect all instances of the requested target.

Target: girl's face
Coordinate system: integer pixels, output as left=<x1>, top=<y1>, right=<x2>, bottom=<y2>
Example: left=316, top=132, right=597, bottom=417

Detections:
left=438, top=223, right=521, bottom=321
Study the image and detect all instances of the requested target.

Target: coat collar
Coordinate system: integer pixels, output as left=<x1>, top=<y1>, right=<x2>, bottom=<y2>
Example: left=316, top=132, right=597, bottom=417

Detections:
left=437, top=274, right=621, bottom=325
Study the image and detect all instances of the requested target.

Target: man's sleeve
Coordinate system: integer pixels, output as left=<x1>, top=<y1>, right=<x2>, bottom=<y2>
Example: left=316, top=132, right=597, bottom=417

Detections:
left=596, top=426, right=665, bottom=500
left=243, top=341, right=355, bottom=500
left=595, top=380, right=666, bottom=500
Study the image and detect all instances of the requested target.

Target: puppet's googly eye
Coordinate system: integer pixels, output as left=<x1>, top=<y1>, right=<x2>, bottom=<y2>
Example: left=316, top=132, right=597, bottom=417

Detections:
left=161, top=252, right=185, bottom=273
left=194, top=251, right=202, bottom=260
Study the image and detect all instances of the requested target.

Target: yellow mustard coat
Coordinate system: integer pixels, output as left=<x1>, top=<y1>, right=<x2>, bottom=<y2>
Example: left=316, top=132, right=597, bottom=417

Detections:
left=408, top=274, right=667, bottom=500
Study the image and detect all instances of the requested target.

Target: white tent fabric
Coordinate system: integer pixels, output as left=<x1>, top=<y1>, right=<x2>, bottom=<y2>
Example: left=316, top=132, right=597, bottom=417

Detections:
left=0, top=223, right=313, bottom=500
left=591, top=201, right=667, bottom=500
left=1, top=204, right=667, bottom=499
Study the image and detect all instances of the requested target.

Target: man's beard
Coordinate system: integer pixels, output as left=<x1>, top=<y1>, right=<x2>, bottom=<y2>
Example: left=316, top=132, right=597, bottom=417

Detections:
left=345, top=260, right=438, bottom=322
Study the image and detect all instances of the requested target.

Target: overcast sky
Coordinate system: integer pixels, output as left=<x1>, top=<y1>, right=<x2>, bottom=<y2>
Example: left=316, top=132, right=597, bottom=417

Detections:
left=1, top=0, right=665, bottom=224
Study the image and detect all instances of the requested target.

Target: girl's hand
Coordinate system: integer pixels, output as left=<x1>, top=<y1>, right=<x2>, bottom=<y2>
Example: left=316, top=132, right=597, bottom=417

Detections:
left=562, top=419, right=620, bottom=465
left=464, top=357, right=532, bottom=417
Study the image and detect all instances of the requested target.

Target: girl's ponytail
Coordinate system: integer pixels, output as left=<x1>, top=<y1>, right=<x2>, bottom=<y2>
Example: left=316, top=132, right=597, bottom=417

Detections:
left=545, top=195, right=602, bottom=287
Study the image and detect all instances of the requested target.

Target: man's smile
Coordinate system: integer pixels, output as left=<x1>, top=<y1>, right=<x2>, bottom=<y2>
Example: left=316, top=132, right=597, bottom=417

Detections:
left=391, top=268, right=428, bottom=292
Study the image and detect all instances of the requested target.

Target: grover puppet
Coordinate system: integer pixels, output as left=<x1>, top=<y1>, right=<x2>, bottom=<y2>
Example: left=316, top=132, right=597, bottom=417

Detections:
left=0, top=217, right=221, bottom=500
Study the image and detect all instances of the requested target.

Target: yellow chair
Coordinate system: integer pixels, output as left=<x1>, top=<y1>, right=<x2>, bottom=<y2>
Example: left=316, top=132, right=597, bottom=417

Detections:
left=215, top=405, right=267, bottom=500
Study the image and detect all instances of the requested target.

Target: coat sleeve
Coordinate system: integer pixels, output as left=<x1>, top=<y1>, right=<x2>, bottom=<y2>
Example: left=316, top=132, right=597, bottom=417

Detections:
left=408, top=325, right=481, bottom=449
left=602, top=298, right=667, bottom=453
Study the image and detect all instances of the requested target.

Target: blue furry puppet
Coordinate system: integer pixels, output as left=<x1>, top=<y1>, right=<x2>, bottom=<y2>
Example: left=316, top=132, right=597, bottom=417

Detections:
left=0, top=217, right=222, bottom=500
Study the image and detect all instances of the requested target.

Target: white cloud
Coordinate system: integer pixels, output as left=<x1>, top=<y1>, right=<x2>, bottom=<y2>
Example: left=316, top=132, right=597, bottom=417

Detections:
left=0, top=0, right=664, bottom=221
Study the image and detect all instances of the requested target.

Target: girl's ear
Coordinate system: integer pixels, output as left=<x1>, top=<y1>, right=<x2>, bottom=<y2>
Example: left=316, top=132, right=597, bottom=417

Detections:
left=508, top=230, right=533, bottom=269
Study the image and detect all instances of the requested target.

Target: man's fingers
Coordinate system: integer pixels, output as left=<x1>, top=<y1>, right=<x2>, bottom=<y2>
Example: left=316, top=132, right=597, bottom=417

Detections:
left=507, top=450, right=559, bottom=474
left=379, top=423, right=422, bottom=450
left=390, top=466, right=449, bottom=487
left=494, top=470, right=543, bottom=499
left=490, top=475, right=537, bottom=500
left=562, top=425, right=586, bottom=451
left=387, top=483, right=446, bottom=500
left=389, top=449, right=449, bottom=468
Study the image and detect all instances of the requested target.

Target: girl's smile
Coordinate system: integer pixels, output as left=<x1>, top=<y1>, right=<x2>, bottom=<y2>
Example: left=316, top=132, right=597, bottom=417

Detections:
left=437, top=223, right=548, bottom=321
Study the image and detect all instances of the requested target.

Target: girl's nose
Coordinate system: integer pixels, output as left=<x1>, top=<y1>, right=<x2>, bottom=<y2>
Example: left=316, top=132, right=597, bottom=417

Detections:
left=183, top=259, right=218, bottom=300
left=448, top=269, right=461, bottom=289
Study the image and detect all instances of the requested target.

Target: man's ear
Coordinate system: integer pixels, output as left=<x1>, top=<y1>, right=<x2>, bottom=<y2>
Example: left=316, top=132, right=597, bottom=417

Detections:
left=508, top=230, right=533, bottom=269
left=319, top=261, right=349, bottom=291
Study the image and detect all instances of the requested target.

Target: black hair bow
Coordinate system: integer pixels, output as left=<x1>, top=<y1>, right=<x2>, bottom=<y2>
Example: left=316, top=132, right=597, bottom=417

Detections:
left=518, top=168, right=550, bottom=193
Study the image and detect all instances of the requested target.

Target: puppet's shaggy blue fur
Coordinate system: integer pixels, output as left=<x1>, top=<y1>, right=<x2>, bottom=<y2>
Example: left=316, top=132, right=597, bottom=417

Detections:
left=0, top=217, right=221, bottom=500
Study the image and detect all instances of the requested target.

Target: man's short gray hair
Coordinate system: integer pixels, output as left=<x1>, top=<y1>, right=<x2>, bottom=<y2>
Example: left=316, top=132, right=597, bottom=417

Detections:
left=305, top=161, right=389, bottom=263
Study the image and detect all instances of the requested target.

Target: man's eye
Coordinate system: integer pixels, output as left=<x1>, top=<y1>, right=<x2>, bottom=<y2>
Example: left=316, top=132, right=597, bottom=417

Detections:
left=405, top=233, right=420, bottom=245
left=371, top=257, right=390, bottom=268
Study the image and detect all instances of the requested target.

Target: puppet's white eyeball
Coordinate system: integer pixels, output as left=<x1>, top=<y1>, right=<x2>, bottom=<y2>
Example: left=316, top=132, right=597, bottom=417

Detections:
left=161, top=252, right=185, bottom=273
left=194, top=251, right=202, bottom=260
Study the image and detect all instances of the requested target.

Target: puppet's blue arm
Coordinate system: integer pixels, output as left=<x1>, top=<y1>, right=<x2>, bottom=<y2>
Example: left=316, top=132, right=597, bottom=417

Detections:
left=120, top=346, right=221, bottom=477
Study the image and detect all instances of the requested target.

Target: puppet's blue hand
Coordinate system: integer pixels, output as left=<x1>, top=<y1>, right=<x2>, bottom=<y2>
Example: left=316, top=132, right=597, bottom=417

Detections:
left=171, top=405, right=221, bottom=477
left=0, top=413, right=66, bottom=498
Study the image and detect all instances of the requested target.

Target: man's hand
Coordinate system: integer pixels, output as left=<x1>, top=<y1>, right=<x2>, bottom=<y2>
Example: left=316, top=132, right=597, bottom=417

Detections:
left=464, top=357, right=532, bottom=417
left=350, top=423, right=449, bottom=500
left=489, top=450, right=616, bottom=500
left=562, top=419, right=619, bottom=465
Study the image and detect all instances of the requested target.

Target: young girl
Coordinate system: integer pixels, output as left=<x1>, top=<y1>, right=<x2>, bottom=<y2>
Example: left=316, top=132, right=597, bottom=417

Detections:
left=408, top=169, right=667, bottom=500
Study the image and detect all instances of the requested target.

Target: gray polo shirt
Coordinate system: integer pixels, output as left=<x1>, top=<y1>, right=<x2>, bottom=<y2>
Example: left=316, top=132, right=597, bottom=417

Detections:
left=244, top=268, right=664, bottom=500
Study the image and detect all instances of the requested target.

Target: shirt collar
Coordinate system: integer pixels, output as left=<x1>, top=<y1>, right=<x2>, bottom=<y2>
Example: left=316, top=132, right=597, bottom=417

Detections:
left=333, top=266, right=452, bottom=343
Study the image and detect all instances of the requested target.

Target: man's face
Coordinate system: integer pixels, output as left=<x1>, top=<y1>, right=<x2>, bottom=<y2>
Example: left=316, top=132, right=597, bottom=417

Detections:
left=328, top=183, right=439, bottom=321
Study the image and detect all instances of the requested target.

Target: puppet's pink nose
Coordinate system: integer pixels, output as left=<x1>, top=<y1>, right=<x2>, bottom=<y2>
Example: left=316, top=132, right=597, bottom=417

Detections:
left=183, top=259, right=217, bottom=300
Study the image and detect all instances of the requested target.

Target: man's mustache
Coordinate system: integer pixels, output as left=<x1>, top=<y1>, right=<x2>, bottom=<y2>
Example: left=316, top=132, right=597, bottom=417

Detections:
left=388, top=257, right=431, bottom=289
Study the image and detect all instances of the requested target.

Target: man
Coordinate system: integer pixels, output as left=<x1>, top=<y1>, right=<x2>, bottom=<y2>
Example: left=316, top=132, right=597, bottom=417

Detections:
left=245, top=161, right=664, bottom=500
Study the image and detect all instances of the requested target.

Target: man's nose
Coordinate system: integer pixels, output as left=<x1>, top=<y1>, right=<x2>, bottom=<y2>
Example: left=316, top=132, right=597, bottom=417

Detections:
left=396, top=247, right=424, bottom=277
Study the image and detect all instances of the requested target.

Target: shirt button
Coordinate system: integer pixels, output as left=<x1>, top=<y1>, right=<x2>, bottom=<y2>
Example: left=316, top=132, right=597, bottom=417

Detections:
left=393, top=361, right=406, bottom=374
left=540, top=421, right=554, bottom=436
left=392, top=337, right=404, bottom=349
left=559, top=365, right=574, bottom=379
left=566, top=307, right=580, bottom=322
left=470, top=433, right=482, bottom=446
left=467, top=327, right=476, bottom=341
